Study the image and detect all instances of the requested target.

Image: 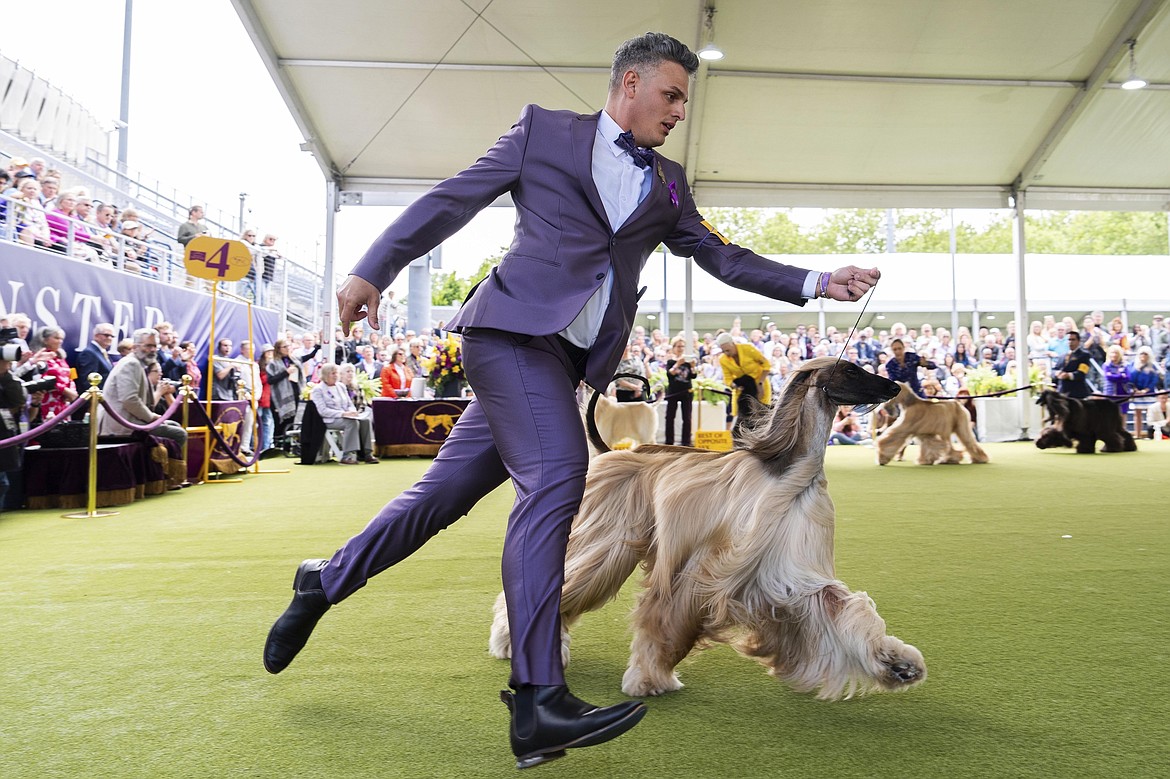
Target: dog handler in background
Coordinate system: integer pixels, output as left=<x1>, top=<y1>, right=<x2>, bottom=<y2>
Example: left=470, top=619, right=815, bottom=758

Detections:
left=263, top=31, right=879, bottom=769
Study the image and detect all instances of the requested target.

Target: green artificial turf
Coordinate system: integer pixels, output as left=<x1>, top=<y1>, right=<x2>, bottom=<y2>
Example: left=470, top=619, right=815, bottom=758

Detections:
left=2, top=442, right=1168, bottom=778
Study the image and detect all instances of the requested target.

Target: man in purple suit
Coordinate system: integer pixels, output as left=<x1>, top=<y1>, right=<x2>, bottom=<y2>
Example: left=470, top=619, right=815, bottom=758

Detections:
left=264, top=32, right=879, bottom=768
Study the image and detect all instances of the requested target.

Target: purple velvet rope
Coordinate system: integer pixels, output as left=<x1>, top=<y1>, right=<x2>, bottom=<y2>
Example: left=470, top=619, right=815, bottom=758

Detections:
left=186, top=401, right=261, bottom=469
left=0, top=393, right=91, bottom=449
left=97, top=392, right=184, bottom=432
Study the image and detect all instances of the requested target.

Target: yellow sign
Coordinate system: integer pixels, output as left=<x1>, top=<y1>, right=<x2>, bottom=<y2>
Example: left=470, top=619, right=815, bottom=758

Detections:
left=694, top=430, right=733, bottom=452
left=184, top=236, right=253, bottom=282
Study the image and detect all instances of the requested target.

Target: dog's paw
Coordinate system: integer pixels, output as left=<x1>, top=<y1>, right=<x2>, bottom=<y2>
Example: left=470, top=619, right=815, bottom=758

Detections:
left=876, top=641, right=926, bottom=689
left=622, top=667, right=684, bottom=697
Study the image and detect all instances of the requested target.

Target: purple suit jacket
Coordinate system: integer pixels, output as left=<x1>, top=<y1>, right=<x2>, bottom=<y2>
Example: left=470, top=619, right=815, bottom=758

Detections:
left=351, top=104, right=812, bottom=390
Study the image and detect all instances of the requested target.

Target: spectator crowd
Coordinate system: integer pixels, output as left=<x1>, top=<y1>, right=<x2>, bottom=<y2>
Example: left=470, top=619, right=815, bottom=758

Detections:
left=2, top=152, right=285, bottom=303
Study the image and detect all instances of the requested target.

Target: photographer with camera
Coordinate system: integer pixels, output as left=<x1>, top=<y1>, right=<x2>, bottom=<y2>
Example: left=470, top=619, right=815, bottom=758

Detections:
left=211, top=339, right=241, bottom=402
left=17, top=326, right=79, bottom=420
left=0, top=329, right=31, bottom=512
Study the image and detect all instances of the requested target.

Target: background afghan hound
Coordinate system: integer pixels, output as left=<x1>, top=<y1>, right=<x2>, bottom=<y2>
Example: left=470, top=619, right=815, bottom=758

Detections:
left=491, top=357, right=926, bottom=701
left=874, top=383, right=990, bottom=466
left=1035, top=390, right=1136, bottom=454
left=584, top=390, right=658, bottom=453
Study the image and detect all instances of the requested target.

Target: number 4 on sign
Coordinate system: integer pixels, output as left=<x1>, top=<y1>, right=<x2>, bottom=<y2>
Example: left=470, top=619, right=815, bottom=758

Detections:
left=184, top=236, right=253, bottom=282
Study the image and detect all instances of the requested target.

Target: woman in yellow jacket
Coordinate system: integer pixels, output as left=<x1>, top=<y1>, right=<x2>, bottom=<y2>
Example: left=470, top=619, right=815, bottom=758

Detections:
left=716, top=333, right=771, bottom=425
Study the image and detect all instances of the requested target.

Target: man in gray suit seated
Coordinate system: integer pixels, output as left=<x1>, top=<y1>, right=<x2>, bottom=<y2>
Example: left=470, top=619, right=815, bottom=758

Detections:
left=309, top=363, right=377, bottom=465
left=98, top=327, right=187, bottom=448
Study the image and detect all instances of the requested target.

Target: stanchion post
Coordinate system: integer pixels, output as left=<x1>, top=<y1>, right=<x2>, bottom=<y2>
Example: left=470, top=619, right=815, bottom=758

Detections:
left=63, top=372, right=118, bottom=519
left=179, top=374, right=193, bottom=487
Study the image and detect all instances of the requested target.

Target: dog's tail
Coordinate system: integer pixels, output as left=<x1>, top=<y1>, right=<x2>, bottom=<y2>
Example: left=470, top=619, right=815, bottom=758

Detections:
left=585, top=372, right=654, bottom=454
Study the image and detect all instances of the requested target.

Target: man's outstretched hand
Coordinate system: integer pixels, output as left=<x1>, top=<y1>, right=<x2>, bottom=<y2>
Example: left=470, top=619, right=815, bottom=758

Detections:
left=826, top=266, right=880, bottom=302
left=337, top=275, right=382, bottom=336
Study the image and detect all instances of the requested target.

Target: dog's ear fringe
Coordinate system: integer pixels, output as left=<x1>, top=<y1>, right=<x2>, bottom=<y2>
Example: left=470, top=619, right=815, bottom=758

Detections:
left=735, top=377, right=807, bottom=465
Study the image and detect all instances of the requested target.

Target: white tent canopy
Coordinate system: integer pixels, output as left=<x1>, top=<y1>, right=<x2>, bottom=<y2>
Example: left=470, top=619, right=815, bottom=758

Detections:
left=231, top=0, right=1170, bottom=437
left=231, top=0, right=1170, bottom=210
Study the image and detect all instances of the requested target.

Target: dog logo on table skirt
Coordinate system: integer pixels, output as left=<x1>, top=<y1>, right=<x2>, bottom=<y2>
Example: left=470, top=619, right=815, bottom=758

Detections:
left=491, top=358, right=927, bottom=701
left=412, top=402, right=464, bottom=441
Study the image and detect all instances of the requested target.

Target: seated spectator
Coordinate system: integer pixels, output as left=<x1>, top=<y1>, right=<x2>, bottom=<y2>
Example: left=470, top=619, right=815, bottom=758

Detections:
left=338, top=362, right=372, bottom=419
left=829, top=406, right=869, bottom=445
left=86, top=203, right=119, bottom=261
left=356, top=344, right=382, bottom=379
left=952, top=341, right=975, bottom=368
left=74, top=193, right=93, bottom=224
left=45, top=192, right=99, bottom=261
left=145, top=361, right=178, bottom=415
left=1145, top=394, right=1169, bottom=439
left=39, top=174, right=61, bottom=209
left=120, top=220, right=149, bottom=273
left=72, top=322, right=117, bottom=398
left=11, top=177, right=53, bottom=247
left=1128, top=346, right=1162, bottom=395
left=380, top=347, right=412, bottom=398
left=164, top=340, right=202, bottom=394
left=993, top=346, right=1016, bottom=376
left=97, top=328, right=187, bottom=448
left=311, top=363, right=377, bottom=464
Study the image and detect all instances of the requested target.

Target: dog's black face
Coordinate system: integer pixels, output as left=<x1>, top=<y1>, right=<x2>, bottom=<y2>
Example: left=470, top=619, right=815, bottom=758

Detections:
left=799, top=358, right=899, bottom=407
left=1035, top=425, right=1073, bottom=449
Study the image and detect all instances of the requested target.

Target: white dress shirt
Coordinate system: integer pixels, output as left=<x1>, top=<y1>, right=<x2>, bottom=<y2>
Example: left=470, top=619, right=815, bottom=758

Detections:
left=560, top=110, right=819, bottom=350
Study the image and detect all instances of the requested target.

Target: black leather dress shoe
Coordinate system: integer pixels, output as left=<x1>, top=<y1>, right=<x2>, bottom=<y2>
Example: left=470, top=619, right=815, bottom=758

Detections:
left=263, top=559, right=331, bottom=674
left=501, top=685, right=647, bottom=769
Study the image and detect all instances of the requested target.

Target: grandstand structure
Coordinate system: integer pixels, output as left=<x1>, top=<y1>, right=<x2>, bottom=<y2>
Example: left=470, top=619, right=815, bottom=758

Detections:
left=0, top=52, right=320, bottom=333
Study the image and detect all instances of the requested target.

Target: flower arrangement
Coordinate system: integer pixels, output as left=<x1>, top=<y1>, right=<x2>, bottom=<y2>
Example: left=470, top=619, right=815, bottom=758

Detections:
left=691, top=376, right=733, bottom=405
left=964, top=364, right=1048, bottom=397
left=353, top=370, right=381, bottom=403
left=423, top=335, right=465, bottom=396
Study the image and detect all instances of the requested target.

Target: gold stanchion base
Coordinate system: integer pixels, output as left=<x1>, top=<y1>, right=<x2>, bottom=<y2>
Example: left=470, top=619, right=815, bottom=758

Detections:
left=254, top=468, right=291, bottom=474
left=62, top=510, right=120, bottom=519
left=201, top=478, right=244, bottom=484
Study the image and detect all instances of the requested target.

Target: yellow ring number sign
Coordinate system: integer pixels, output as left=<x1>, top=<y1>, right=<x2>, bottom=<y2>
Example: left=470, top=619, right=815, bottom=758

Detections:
left=184, top=236, right=253, bottom=282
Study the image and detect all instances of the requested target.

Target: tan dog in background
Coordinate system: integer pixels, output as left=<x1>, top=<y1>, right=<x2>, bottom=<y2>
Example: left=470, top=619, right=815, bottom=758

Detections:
left=875, top=382, right=989, bottom=465
left=585, top=391, right=658, bottom=453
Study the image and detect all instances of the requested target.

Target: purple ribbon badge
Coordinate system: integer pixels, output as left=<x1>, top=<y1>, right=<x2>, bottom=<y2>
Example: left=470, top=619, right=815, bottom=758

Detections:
left=668, top=181, right=679, bottom=207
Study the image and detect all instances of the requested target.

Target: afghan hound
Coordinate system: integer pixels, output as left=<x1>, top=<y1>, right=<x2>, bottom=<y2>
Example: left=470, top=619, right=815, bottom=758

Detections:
left=1035, top=390, right=1136, bottom=454
left=874, top=383, right=989, bottom=466
left=490, top=357, right=926, bottom=701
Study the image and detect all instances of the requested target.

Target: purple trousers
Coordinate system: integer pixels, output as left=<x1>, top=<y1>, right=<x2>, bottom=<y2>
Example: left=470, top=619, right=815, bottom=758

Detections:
left=319, top=329, right=588, bottom=687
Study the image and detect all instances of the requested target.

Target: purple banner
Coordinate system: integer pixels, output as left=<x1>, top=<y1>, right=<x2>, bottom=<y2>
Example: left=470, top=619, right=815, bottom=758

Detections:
left=1, top=242, right=279, bottom=362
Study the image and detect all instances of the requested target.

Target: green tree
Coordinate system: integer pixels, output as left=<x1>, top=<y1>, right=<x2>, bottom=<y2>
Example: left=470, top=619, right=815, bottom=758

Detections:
left=1025, top=211, right=1168, bottom=254
left=430, top=250, right=505, bottom=306
left=700, top=207, right=811, bottom=253
left=806, top=209, right=887, bottom=253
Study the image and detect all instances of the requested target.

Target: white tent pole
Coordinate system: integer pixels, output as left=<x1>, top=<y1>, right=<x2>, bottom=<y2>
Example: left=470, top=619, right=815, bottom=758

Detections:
left=1012, top=188, right=1031, bottom=440
left=323, top=179, right=339, bottom=365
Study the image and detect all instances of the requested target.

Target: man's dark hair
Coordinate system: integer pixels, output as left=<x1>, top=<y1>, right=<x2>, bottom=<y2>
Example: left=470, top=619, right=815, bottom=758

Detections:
left=609, top=32, right=699, bottom=92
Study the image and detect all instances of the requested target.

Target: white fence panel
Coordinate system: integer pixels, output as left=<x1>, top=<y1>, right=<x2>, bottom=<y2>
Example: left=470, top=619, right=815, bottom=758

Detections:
left=2, top=67, right=33, bottom=131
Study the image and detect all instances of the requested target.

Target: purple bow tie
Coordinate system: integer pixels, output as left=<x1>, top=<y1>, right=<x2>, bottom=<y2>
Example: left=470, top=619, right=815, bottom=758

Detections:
left=614, top=131, right=654, bottom=169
